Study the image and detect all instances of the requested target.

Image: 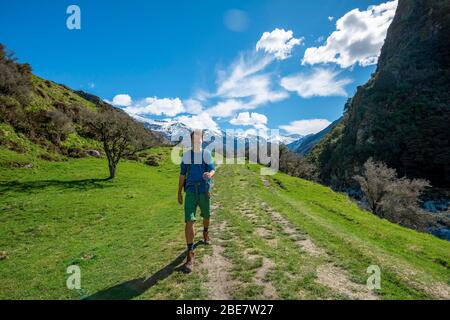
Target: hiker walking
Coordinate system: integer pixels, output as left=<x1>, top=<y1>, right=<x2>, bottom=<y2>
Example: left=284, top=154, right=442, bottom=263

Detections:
left=178, top=129, right=215, bottom=273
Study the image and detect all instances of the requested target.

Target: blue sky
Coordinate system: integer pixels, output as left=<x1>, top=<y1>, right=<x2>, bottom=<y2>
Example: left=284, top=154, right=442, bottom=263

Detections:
left=0, top=0, right=398, bottom=136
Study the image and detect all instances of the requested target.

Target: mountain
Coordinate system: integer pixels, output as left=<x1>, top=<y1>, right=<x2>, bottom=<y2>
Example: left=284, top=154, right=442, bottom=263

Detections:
left=276, top=133, right=304, bottom=145
left=133, top=116, right=299, bottom=146
left=288, top=118, right=342, bottom=156
left=309, top=0, right=450, bottom=188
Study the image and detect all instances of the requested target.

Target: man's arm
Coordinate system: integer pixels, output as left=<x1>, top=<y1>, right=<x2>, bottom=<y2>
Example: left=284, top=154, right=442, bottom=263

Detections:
left=203, top=151, right=215, bottom=179
left=178, top=175, right=185, bottom=204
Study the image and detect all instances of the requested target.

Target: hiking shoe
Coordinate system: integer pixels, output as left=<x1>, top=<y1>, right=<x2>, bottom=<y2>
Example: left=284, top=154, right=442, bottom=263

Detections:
left=183, top=251, right=195, bottom=274
left=203, top=231, right=210, bottom=245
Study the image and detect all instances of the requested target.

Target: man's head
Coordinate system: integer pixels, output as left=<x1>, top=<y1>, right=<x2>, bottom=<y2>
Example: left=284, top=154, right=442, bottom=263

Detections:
left=190, top=129, right=204, bottom=149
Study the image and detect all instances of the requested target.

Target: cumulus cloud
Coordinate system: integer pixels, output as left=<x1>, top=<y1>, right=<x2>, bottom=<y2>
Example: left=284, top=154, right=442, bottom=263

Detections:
left=183, top=99, right=203, bottom=114
left=124, top=97, right=185, bottom=117
left=111, top=94, right=132, bottom=107
left=280, top=119, right=331, bottom=136
left=280, top=68, right=351, bottom=98
left=328, top=16, right=334, bottom=21
left=256, top=28, right=303, bottom=60
left=303, top=0, right=398, bottom=68
left=206, top=99, right=248, bottom=118
left=176, top=112, right=219, bottom=131
left=229, top=112, right=268, bottom=127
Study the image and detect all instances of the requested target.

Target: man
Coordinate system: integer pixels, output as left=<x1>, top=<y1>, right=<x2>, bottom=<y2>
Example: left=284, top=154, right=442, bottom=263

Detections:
left=178, top=129, right=215, bottom=273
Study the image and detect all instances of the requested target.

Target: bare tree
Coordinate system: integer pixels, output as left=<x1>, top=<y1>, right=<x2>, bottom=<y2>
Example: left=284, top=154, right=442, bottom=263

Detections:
left=88, top=107, right=153, bottom=179
left=354, top=159, right=397, bottom=216
left=354, top=158, right=431, bottom=231
left=279, top=145, right=318, bottom=181
left=381, top=178, right=431, bottom=231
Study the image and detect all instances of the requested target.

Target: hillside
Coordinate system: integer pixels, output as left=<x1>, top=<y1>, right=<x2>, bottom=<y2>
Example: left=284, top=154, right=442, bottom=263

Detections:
left=309, top=0, right=450, bottom=188
left=0, top=44, right=165, bottom=162
left=0, top=146, right=449, bottom=300
left=288, top=118, right=342, bottom=156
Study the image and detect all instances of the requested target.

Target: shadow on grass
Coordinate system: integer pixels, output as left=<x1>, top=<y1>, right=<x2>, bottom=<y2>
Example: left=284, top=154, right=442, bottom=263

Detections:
left=85, top=241, right=203, bottom=300
left=0, top=178, right=111, bottom=195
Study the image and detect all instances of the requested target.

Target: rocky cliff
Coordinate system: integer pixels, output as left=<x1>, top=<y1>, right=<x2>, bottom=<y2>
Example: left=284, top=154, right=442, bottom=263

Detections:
left=310, top=0, right=450, bottom=187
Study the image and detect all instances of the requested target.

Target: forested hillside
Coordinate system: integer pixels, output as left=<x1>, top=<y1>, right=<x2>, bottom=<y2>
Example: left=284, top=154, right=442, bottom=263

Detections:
left=310, top=0, right=450, bottom=188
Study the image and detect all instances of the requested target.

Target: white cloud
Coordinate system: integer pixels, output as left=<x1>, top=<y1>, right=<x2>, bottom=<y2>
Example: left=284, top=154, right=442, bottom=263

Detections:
left=183, top=99, right=203, bottom=114
left=194, top=29, right=302, bottom=120
left=230, top=112, right=268, bottom=127
left=176, top=112, right=219, bottom=131
left=280, top=68, right=351, bottom=98
left=206, top=99, right=248, bottom=118
left=205, top=52, right=289, bottom=118
left=280, top=119, right=331, bottom=136
left=216, top=53, right=273, bottom=98
left=328, top=16, right=334, bottom=21
left=124, top=97, right=185, bottom=117
left=303, top=0, right=398, bottom=68
left=111, top=94, right=132, bottom=107
left=256, top=28, right=303, bottom=60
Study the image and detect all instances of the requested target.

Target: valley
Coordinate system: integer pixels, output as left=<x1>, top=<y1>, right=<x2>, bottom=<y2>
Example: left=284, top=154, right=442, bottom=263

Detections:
left=1, top=146, right=448, bottom=300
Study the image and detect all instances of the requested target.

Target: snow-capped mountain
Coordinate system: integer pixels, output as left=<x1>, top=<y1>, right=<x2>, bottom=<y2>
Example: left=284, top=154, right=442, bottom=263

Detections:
left=133, top=116, right=297, bottom=146
left=134, top=117, right=191, bottom=141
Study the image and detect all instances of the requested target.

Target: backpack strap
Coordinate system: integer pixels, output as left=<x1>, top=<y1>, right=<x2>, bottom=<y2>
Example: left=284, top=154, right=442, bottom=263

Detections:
left=183, top=150, right=212, bottom=193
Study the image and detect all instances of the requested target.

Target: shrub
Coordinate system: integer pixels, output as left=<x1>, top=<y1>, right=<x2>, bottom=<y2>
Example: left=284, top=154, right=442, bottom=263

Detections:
left=279, top=146, right=318, bottom=181
left=66, top=148, right=85, bottom=158
left=36, top=109, right=73, bottom=144
left=0, top=44, right=32, bottom=104
left=145, top=155, right=160, bottom=167
left=354, top=158, right=432, bottom=231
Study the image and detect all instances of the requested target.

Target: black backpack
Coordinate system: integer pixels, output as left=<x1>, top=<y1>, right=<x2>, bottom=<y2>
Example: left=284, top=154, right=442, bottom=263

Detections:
left=183, top=151, right=213, bottom=195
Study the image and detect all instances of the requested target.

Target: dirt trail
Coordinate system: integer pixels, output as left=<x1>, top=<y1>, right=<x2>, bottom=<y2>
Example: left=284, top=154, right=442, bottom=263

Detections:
left=201, top=229, right=237, bottom=299
left=200, top=204, right=238, bottom=300
left=260, top=185, right=378, bottom=300
left=199, top=168, right=379, bottom=300
left=253, top=256, right=278, bottom=299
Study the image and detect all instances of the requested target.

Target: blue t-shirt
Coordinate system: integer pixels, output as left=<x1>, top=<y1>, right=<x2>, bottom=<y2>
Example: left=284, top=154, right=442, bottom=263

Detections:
left=180, top=150, right=215, bottom=194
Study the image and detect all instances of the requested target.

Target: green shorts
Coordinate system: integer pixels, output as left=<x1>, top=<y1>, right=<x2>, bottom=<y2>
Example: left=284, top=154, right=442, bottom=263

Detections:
left=184, top=192, right=211, bottom=223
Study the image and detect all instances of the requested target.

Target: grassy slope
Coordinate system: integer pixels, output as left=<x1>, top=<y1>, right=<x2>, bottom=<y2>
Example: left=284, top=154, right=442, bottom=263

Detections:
left=0, top=147, right=449, bottom=300
left=0, top=147, right=208, bottom=299
left=0, top=75, right=101, bottom=157
left=238, top=165, right=450, bottom=299
left=28, top=75, right=97, bottom=112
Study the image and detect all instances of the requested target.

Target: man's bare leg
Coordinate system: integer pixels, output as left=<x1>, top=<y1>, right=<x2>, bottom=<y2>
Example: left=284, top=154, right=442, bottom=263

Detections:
left=185, top=221, right=195, bottom=245
left=203, top=218, right=210, bottom=244
left=184, top=221, right=195, bottom=273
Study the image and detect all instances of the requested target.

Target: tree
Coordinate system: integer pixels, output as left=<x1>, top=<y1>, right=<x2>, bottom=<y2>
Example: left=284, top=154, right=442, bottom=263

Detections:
left=354, top=158, right=431, bottom=231
left=39, top=109, right=73, bottom=144
left=279, top=145, right=318, bottom=181
left=88, top=106, right=153, bottom=179
left=354, top=159, right=397, bottom=216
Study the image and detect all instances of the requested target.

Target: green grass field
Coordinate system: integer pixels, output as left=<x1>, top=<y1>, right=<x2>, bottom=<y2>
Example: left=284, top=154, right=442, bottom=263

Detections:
left=0, top=146, right=449, bottom=300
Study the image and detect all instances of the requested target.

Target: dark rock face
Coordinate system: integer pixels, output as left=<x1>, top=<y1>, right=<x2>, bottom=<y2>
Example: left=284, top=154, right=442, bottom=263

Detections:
left=311, top=0, right=450, bottom=187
